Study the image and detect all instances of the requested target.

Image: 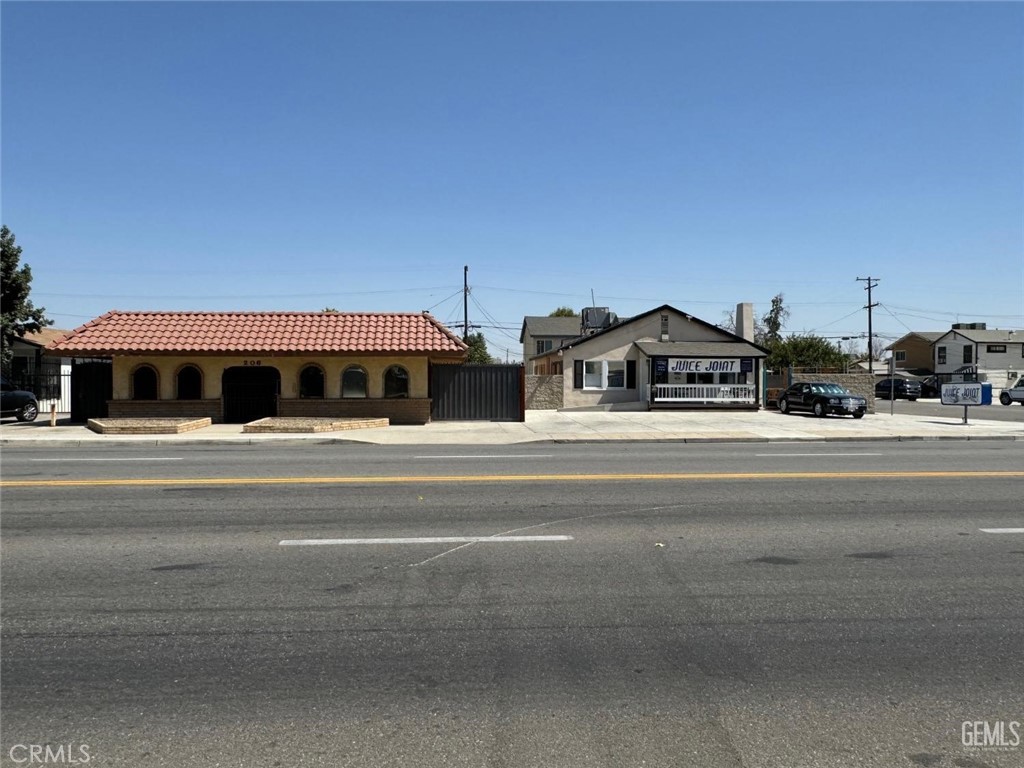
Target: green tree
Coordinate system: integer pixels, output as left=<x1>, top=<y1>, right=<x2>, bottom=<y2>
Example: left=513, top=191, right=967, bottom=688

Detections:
left=760, top=293, right=790, bottom=346
left=1, top=226, right=51, bottom=371
left=465, top=332, right=495, bottom=364
left=766, top=334, right=850, bottom=371
left=548, top=306, right=576, bottom=317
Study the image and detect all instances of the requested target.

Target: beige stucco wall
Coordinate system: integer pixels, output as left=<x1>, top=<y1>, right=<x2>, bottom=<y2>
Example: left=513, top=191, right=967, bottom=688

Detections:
left=112, top=355, right=432, bottom=400
left=560, top=329, right=646, bottom=409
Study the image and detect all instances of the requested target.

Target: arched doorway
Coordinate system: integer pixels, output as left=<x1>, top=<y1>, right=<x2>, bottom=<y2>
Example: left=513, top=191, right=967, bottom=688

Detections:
left=221, top=366, right=280, bottom=423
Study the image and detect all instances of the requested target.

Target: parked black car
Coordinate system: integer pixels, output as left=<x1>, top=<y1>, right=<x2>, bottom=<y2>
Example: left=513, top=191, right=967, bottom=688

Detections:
left=777, top=381, right=867, bottom=418
left=1, top=375, right=40, bottom=422
left=875, top=377, right=921, bottom=401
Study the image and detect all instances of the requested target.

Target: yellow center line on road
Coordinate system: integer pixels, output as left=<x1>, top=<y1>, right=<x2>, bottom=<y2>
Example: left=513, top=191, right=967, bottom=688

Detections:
left=2, top=470, right=1023, bottom=488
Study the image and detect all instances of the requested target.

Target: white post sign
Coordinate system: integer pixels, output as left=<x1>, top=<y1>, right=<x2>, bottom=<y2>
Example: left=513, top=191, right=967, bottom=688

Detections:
left=941, top=382, right=987, bottom=425
left=940, top=383, right=984, bottom=405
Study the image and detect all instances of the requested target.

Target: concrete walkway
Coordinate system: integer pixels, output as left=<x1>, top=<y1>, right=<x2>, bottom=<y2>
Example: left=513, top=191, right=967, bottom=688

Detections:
left=1, top=410, right=1021, bottom=446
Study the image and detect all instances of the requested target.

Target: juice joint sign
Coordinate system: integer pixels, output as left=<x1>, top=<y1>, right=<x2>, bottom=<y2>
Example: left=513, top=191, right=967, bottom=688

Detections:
left=668, top=359, right=751, bottom=373
left=940, top=382, right=992, bottom=406
left=941, top=381, right=992, bottom=424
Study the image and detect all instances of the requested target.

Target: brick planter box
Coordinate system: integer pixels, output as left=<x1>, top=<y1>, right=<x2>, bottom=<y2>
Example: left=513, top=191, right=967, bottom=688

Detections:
left=242, top=417, right=389, bottom=433
left=278, top=399, right=430, bottom=425
left=88, top=418, right=212, bottom=434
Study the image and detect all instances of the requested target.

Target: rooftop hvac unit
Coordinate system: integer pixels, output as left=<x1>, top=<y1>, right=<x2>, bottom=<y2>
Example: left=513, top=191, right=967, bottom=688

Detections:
left=581, top=307, right=616, bottom=334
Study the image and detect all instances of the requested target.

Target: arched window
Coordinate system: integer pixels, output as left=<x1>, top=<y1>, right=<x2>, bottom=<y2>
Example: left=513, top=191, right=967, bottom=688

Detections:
left=342, top=366, right=368, bottom=398
left=383, top=365, right=409, bottom=398
left=132, top=365, right=159, bottom=400
left=299, top=365, right=325, bottom=398
left=176, top=365, right=203, bottom=400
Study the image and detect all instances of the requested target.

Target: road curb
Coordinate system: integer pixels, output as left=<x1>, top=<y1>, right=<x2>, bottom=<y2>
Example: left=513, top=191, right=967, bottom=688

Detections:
left=1, top=434, right=1020, bottom=449
left=0, top=437, right=367, bottom=448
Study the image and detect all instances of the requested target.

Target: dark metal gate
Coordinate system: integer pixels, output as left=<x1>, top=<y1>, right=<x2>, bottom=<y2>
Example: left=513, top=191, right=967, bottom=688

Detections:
left=222, top=367, right=280, bottom=424
left=70, top=360, right=113, bottom=422
left=430, top=364, right=524, bottom=421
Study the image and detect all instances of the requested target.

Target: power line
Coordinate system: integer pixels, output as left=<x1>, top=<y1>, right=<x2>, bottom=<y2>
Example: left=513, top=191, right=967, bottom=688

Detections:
left=883, top=303, right=1024, bottom=322
left=34, top=286, right=457, bottom=301
left=806, top=306, right=867, bottom=334
left=878, top=303, right=916, bottom=335
left=424, top=288, right=466, bottom=313
left=473, top=284, right=855, bottom=308
left=470, top=293, right=521, bottom=343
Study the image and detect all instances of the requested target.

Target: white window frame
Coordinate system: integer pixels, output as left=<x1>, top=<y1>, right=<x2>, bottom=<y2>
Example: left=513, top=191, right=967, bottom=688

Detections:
left=583, top=359, right=626, bottom=390
left=894, top=350, right=907, bottom=363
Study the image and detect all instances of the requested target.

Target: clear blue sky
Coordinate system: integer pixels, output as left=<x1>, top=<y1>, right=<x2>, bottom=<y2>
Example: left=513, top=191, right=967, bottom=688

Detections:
left=3, top=1, right=1021, bottom=362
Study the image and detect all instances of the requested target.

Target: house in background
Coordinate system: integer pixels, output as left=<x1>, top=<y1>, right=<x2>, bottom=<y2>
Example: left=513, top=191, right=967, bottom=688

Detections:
left=885, top=332, right=945, bottom=375
left=519, top=314, right=585, bottom=374
left=931, top=324, right=1023, bottom=387
left=46, top=310, right=467, bottom=424
left=528, top=303, right=768, bottom=410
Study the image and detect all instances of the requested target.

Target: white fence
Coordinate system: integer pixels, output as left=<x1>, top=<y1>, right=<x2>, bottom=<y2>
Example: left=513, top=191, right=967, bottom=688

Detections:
left=653, top=384, right=756, bottom=404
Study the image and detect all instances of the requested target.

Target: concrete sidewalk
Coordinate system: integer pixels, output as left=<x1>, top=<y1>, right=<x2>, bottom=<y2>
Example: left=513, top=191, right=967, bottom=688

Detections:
left=1, top=410, right=1021, bottom=446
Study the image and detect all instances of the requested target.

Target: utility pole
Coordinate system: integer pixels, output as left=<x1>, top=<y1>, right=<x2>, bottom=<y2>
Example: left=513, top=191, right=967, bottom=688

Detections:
left=856, top=277, right=880, bottom=373
left=463, top=265, right=469, bottom=342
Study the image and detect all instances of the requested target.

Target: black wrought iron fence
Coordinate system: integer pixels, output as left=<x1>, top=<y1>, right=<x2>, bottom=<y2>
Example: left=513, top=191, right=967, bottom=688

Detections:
left=4, top=361, right=72, bottom=411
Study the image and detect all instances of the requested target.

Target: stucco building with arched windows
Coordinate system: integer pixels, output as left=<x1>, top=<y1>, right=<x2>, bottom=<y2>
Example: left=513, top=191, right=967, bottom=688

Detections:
left=46, top=311, right=467, bottom=424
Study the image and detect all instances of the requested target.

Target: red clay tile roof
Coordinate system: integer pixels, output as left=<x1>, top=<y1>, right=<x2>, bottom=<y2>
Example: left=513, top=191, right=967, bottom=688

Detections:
left=46, top=311, right=468, bottom=357
left=21, top=328, right=72, bottom=347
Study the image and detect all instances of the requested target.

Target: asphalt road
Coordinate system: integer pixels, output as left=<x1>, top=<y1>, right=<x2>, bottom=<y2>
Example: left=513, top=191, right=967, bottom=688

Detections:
left=2, top=443, right=1023, bottom=768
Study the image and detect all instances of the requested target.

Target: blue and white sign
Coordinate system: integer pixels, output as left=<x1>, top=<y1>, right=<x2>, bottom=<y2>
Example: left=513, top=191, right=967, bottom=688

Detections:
left=668, top=358, right=740, bottom=373
left=941, top=382, right=992, bottom=406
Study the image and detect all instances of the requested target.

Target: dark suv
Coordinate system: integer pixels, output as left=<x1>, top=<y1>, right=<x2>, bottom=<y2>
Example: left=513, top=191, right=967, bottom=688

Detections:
left=1, top=375, right=40, bottom=421
left=918, top=376, right=941, bottom=399
left=875, top=377, right=921, bottom=401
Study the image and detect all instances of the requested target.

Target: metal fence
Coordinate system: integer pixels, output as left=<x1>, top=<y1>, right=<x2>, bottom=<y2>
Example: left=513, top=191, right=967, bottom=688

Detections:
left=5, top=362, right=72, bottom=412
left=430, top=364, right=525, bottom=421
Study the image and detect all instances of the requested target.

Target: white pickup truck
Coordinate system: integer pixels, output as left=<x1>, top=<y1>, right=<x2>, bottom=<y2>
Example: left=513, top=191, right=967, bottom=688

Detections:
left=999, top=376, right=1024, bottom=406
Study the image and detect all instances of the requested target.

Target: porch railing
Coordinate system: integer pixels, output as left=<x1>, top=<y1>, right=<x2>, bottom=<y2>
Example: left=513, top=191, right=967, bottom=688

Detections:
left=652, top=384, right=756, bottom=404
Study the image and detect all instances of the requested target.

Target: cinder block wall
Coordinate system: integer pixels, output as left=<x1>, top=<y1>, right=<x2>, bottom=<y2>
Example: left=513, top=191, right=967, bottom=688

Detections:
left=526, top=375, right=564, bottom=410
left=279, top=399, right=431, bottom=425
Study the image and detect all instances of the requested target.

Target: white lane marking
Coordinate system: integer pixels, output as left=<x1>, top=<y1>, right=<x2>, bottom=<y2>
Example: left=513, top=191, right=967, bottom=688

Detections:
left=410, top=501, right=695, bottom=568
left=280, top=535, right=573, bottom=546
left=755, top=453, right=884, bottom=457
left=979, top=528, right=1024, bottom=534
left=413, top=455, right=554, bottom=459
left=29, top=458, right=184, bottom=462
